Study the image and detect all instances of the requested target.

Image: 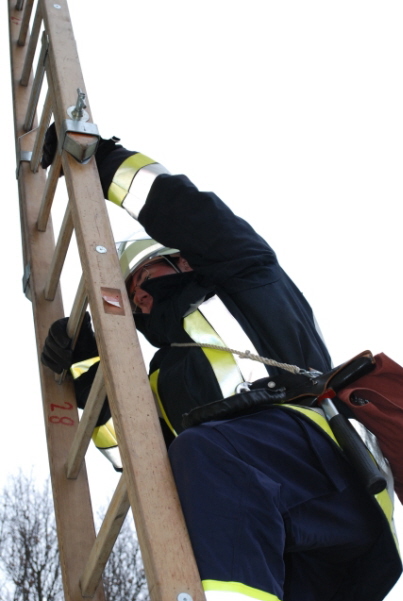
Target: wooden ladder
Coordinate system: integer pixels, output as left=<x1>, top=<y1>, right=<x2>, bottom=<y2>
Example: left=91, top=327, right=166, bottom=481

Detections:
left=6, top=1, right=205, bottom=600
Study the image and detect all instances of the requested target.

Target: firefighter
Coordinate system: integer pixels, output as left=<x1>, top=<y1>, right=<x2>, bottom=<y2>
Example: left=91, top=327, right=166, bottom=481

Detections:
left=41, top=131, right=402, bottom=601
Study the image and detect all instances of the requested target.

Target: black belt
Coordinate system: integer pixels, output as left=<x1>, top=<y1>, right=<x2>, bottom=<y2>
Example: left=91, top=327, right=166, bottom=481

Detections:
left=182, top=351, right=386, bottom=495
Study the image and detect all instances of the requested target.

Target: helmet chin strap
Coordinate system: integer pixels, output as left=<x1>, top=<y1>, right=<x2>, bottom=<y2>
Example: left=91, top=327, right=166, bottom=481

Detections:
left=161, top=255, right=182, bottom=273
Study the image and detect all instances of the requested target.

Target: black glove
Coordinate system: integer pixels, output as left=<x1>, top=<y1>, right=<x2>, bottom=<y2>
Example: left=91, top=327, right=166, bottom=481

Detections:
left=41, top=312, right=98, bottom=374
left=41, top=123, right=134, bottom=199
left=41, top=122, right=122, bottom=171
left=41, top=122, right=59, bottom=170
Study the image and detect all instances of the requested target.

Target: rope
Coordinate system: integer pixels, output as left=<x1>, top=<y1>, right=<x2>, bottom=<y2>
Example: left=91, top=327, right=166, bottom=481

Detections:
left=171, top=342, right=307, bottom=375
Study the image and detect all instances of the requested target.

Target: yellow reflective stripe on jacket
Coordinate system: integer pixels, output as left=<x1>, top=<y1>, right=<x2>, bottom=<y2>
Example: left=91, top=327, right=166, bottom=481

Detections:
left=375, top=488, right=399, bottom=550
left=70, top=356, right=100, bottom=379
left=202, top=580, right=281, bottom=601
left=107, top=153, right=157, bottom=206
left=149, top=369, right=177, bottom=437
left=183, top=310, right=244, bottom=399
left=282, top=404, right=338, bottom=445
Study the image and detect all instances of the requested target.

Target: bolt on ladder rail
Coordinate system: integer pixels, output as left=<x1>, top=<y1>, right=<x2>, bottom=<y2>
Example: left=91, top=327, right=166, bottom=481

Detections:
left=6, top=1, right=205, bottom=600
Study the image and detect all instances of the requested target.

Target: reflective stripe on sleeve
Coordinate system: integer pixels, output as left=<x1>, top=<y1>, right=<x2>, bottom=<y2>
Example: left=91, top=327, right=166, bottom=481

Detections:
left=203, top=580, right=282, bottom=601
left=92, top=418, right=122, bottom=471
left=107, top=153, right=170, bottom=218
left=70, top=356, right=100, bottom=379
left=92, top=417, right=118, bottom=448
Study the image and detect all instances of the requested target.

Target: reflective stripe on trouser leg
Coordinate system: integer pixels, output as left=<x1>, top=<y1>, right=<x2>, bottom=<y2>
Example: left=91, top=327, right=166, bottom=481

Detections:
left=203, top=581, right=281, bottom=601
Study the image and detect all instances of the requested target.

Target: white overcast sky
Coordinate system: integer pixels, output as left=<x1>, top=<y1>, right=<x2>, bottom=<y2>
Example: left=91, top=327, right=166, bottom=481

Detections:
left=1, top=1, right=403, bottom=598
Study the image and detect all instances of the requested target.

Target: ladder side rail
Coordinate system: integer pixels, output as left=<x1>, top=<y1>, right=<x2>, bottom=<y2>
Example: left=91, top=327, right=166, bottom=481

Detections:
left=8, top=3, right=106, bottom=600
left=41, top=1, right=205, bottom=599
left=60, top=98, right=205, bottom=601
left=15, top=134, right=107, bottom=601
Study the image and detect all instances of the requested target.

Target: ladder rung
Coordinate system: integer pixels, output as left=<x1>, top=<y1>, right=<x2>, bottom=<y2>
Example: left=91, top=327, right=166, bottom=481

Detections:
left=44, top=203, right=73, bottom=300
left=80, top=476, right=130, bottom=597
left=67, top=273, right=88, bottom=340
left=31, top=88, right=52, bottom=174
left=37, top=151, right=62, bottom=231
left=66, top=362, right=106, bottom=479
left=23, top=30, right=48, bottom=131
left=56, top=274, right=88, bottom=386
left=18, top=0, right=35, bottom=47
left=20, top=1, right=42, bottom=85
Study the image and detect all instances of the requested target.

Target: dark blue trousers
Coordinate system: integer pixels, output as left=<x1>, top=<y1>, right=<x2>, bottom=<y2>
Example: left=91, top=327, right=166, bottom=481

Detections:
left=169, top=407, right=391, bottom=601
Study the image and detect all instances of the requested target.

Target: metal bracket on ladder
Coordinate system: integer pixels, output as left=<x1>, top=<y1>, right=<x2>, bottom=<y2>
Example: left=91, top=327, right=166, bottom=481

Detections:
left=16, top=149, right=33, bottom=179
left=16, top=130, right=35, bottom=179
left=59, top=88, right=100, bottom=163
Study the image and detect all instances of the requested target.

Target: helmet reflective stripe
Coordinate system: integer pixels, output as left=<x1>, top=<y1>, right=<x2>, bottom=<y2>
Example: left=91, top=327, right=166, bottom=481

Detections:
left=118, top=237, right=179, bottom=285
left=107, top=152, right=170, bottom=218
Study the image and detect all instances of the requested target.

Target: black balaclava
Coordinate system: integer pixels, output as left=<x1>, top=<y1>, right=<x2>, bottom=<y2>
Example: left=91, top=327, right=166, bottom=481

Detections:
left=133, top=271, right=214, bottom=348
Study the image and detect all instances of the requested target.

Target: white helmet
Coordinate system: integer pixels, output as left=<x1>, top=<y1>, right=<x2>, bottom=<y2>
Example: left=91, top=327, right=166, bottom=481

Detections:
left=118, top=232, right=179, bottom=286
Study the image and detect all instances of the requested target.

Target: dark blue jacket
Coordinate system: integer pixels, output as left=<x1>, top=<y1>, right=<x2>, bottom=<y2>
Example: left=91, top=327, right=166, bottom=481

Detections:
left=132, top=173, right=332, bottom=433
